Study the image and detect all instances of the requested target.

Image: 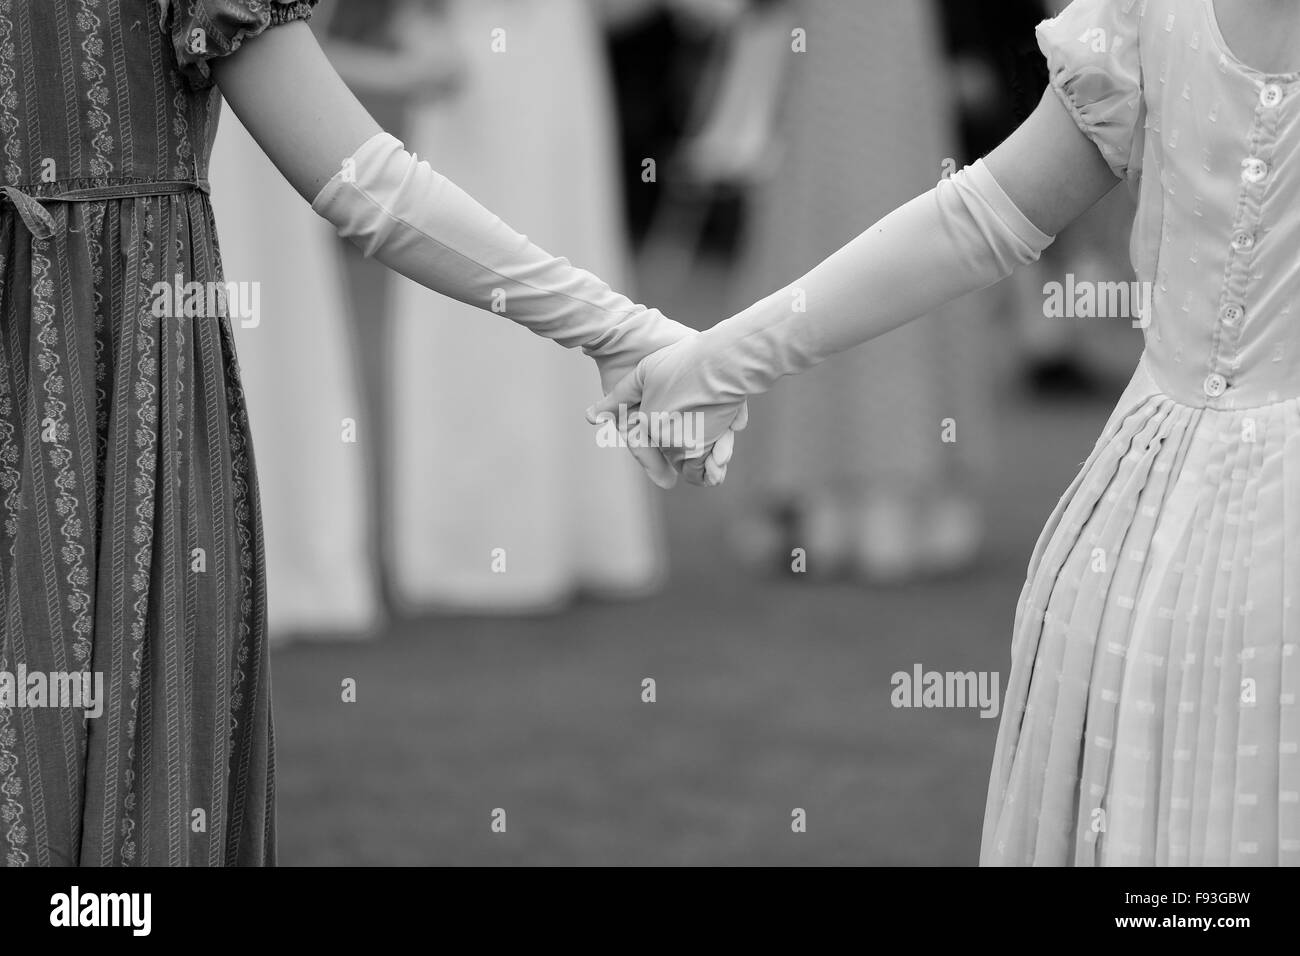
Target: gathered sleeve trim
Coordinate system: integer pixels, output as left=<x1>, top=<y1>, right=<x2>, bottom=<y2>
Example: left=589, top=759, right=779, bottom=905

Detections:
left=1035, top=0, right=1145, bottom=183
left=157, top=0, right=318, bottom=89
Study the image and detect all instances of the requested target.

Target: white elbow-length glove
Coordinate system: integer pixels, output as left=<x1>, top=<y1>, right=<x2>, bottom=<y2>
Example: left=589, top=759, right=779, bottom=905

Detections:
left=312, top=131, right=744, bottom=488
left=589, top=159, right=1054, bottom=472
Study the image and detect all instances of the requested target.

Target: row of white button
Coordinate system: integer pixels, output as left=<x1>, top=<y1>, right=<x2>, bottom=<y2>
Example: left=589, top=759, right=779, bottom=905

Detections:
left=1207, top=85, right=1284, bottom=398
left=1241, top=86, right=1285, bottom=183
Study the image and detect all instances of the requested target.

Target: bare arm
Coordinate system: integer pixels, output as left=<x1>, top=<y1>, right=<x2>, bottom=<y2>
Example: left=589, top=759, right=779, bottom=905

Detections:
left=762, top=84, right=1130, bottom=360
left=211, top=17, right=738, bottom=488
left=211, top=20, right=382, bottom=203
left=213, top=18, right=1115, bottom=235
left=985, top=87, right=1121, bottom=236
left=589, top=84, right=1131, bottom=454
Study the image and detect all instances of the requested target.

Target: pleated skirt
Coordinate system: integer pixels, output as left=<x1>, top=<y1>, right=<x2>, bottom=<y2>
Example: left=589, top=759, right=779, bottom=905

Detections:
left=983, top=355, right=1300, bottom=866
left=0, top=191, right=273, bottom=866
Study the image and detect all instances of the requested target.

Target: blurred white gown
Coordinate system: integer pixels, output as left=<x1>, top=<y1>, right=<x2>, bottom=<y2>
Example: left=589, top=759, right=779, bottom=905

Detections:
left=210, top=107, right=380, bottom=640
left=387, top=0, right=663, bottom=612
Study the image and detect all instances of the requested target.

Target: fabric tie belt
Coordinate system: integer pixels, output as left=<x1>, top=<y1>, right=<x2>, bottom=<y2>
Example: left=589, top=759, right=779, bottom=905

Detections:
left=0, top=180, right=209, bottom=240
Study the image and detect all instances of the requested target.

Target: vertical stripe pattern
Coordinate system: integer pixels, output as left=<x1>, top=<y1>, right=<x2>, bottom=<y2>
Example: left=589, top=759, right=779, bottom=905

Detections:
left=0, top=0, right=316, bottom=866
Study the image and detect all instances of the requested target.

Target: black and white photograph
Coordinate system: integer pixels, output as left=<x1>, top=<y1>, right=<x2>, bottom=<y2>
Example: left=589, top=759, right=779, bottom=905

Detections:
left=0, top=0, right=1296, bottom=928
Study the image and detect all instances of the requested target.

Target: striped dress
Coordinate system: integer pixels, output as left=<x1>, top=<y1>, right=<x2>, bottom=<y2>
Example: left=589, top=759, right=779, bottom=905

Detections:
left=0, top=0, right=314, bottom=867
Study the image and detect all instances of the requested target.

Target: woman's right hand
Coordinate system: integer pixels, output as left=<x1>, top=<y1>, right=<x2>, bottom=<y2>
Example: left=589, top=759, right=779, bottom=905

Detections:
left=587, top=332, right=750, bottom=489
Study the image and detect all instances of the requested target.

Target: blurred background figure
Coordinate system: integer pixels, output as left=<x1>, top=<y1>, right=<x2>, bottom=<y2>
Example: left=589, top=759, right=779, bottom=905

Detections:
left=706, top=0, right=995, bottom=583
left=209, top=1, right=386, bottom=642
left=210, top=0, right=466, bottom=640
left=319, top=0, right=465, bottom=614
left=264, top=0, right=1145, bottom=863
left=602, top=0, right=757, bottom=255
left=385, top=0, right=666, bottom=613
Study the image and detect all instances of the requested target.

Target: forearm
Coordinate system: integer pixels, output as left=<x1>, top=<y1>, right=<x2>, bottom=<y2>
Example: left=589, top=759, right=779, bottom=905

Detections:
left=695, top=88, right=1121, bottom=398
left=212, top=10, right=733, bottom=488
left=705, top=162, right=1053, bottom=395
left=214, top=21, right=682, bottom=386
left=310, top=132, right=671, bottom=365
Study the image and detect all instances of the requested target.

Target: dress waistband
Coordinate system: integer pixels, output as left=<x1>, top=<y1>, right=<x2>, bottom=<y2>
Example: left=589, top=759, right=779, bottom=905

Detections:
left=0, top=180, right=210, bottom=240
left=1128, top=349, right=1300, bottom=412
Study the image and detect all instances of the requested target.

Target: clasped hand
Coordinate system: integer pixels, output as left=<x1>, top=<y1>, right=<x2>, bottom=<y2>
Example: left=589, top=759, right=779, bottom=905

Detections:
left=587, top=331, right=748, bottom=490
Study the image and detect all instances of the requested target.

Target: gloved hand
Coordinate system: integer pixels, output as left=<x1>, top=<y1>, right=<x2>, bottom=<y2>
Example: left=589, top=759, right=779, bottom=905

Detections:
left=312, top=131, right=740, bottom=488
left=587, top=158, right=1053, bottom=487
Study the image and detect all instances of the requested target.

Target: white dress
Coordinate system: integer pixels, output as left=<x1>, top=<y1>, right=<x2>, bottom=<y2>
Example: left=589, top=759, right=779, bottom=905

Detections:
left=386, top=0, right=664, bottom=612
left=210, top=107, right=380, bottom=640
left=982, top=0, right=1300, bottom=866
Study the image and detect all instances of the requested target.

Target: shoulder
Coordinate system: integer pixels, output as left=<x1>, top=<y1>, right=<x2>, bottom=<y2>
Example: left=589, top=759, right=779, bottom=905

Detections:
left=158, top=0, right=319, bottom=88
left=1036, top=0, right=1149, bottom=182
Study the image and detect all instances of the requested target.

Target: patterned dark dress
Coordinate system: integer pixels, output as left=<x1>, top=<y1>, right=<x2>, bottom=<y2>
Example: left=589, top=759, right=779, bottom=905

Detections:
left=0, top=0, right=314, bottom=866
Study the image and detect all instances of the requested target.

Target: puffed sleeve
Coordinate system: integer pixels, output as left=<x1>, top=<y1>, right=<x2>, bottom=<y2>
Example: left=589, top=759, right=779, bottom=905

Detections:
left=158, top=0, right=319, bottom=89
left=1036, top=0, right=1145, bottom=182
